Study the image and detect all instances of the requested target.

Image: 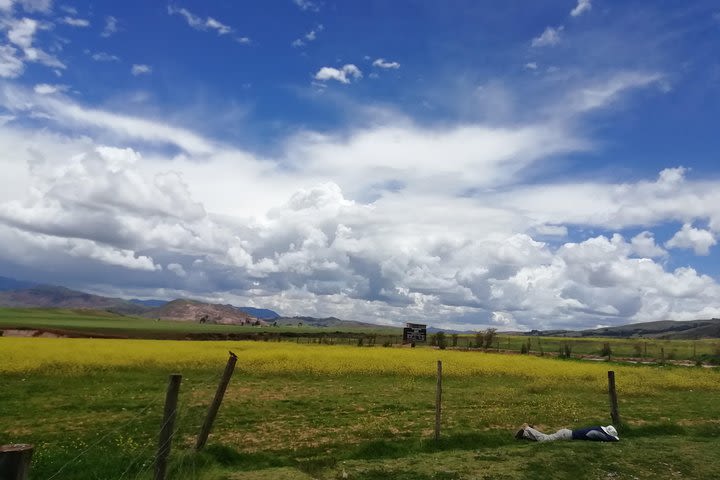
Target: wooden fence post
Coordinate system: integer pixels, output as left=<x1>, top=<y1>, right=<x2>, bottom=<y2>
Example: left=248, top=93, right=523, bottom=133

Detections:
left=435, top=360, right=442, bottom=441
left=196, top=351, right=238, bottom=451
left=0, top=444, right=34, bottom=480
left=607, top=371, right=621, bottom=427
left=155, top=374, right=182, bottom=480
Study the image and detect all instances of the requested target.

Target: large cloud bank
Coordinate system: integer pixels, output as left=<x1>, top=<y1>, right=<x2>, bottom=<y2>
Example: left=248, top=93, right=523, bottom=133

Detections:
left=1, top=75, right=719, bottom=330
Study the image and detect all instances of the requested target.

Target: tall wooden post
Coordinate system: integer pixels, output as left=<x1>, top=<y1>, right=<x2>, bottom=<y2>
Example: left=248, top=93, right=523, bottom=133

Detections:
left=155, top=374, right=182, bottom=480
left=434, top=360, right=442, bottom=441
left=607, top=371, right=621, bottom=426
left=196, top=351, right=238, bottom=451
left=0, top=444, right=34, bottom=480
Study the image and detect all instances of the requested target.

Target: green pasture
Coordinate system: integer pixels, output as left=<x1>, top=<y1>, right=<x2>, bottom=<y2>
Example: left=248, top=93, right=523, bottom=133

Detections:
left=1, top=338, right=720, bottom=479
left=456, top=334, right=720, bottom=362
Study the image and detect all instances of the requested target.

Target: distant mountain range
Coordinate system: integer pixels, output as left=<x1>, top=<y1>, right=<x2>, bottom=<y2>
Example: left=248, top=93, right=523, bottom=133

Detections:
left=521, top=318, right=720, bottom=340
left=0, top=284, right=147, bottom=314
left=145, top=299, right=263, bottom=325
left=129, top=299, right=168, bottom=308
left=274, top=315, right=381, bottom=329
left=0, top=275, right=282, bottom=325
left=3, top=275, right=720, bottom=338
left=0, top=275, right=380, bottom=328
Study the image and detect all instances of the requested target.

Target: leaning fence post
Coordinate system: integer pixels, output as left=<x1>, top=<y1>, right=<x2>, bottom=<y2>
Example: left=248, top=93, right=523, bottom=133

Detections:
left=435, top=360, right=442, bottom=441
left=196, top=351, right=238, bottom=451
left=607, top=370, right=621, bottom=427
left=155, top=374, right=182, bottom=480
left=0, top=444, right=34, bottom=480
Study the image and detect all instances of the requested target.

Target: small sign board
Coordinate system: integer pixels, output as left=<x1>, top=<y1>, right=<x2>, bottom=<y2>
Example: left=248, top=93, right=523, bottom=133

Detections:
left=403, top=323, right=427, bottom=344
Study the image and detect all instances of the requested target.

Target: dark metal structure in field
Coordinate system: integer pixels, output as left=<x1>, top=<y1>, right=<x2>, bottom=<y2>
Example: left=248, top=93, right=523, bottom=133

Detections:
left=403, top=323, right=427, bottom=344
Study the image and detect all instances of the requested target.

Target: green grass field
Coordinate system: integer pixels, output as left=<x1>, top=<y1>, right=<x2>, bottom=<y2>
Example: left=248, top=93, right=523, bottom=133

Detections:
left=1, top=337, right=719, bottom=479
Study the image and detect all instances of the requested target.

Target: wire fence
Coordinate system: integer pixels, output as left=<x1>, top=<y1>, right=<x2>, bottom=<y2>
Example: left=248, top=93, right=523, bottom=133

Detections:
left=40, top=365, right=225, bottom=480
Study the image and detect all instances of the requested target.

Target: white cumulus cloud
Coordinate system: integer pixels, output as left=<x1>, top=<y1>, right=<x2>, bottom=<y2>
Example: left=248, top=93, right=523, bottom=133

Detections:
left=131, top=64, right=152, bottom=76
left=7, top=17, right=38, bottom=49
left=17, top=0, right=52, bottom=13
left=372, top=58, right=400, bottom=69
left=61, top=16, right=89, bottom=27
left=293, top=0, right=319, bottom=12
left=90, top=51, right=120, bottom=62
left=168, top=4, right=231, bottom=35
left=292, top=24, right=323, bottom=47
left=0, top=45, right=24, bottom=78
left=571, top=0, right=592, bottom=17
left=167, top=263, right=187, bottom=277
left=101, top=15, right=118, bottom=37
left=630, top=231, right=667, bottom=258
left=314, top=64, right=362, bottom=84
left=5, top=16, right=65, bottom=70
left=666, top=224, right=717, bottom=255
left=531, top=26, right=564, bottom=47
left=33, top=83, right=67, bottom=94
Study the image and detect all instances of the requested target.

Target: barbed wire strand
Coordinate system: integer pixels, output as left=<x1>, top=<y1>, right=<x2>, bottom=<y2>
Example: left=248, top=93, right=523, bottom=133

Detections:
left=127, top=368, right=224, bottom=480
left=125, top=406, right=182, bottom=480
left=130, top=406, right=195, bottom=480
left=48, top=359, right=235, bottom=480
left=46, top=393, right=164, bottom=480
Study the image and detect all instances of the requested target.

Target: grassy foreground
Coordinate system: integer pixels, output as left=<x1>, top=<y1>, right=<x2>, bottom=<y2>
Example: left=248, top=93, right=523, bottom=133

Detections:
left=1, top=338, right=719, bottom=479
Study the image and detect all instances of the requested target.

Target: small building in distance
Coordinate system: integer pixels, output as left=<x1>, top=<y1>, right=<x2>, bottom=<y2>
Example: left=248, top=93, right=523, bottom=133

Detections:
left=403, top=323, right=427, bottom=344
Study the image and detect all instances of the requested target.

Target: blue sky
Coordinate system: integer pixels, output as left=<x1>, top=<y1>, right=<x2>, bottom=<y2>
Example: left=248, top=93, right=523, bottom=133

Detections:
left=1, top=0, right=720, bottom=330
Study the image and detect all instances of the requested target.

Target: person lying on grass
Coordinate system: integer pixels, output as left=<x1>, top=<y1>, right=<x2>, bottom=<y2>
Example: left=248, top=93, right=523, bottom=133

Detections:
left=515, top=424, right=619, bottom=442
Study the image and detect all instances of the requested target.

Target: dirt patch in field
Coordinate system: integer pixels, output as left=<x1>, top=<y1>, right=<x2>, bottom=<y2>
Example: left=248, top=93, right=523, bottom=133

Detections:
left=1, top=329, right=63, bottom=338
left=184, top=384, right=323, bottom=407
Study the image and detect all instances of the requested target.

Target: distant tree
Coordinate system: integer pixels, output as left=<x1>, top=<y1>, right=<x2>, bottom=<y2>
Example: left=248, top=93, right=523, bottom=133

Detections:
left=601, top=342, right=612, bottom=358
left=433, top=331, right=447, bottom=350
left=451, top=334, right=458, bottom=347
left=483, top=328, right=496, bottom=349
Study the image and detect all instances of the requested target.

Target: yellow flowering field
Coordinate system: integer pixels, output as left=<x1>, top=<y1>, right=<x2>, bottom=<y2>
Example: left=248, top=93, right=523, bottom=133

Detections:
left=1, top=337, right=718, bottom=396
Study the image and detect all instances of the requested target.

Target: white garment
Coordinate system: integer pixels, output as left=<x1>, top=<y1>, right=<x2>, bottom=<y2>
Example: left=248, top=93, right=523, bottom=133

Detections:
left=522, top=426, right=573, bottom=442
